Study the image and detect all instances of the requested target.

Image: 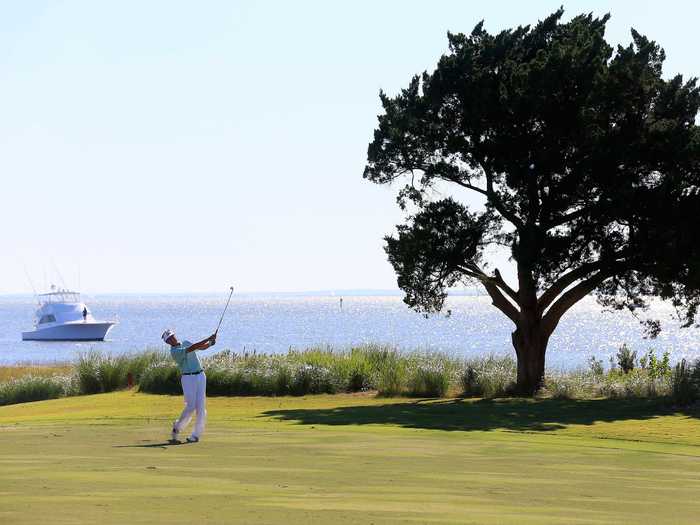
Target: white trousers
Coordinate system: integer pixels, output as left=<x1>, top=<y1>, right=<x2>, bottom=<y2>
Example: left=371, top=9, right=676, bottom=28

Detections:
left=174, top=372, right=207, bottom=438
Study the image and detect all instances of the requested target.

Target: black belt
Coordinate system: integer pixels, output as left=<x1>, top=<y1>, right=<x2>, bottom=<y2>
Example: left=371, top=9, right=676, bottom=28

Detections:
left=182, top=370, right=203, bottom=376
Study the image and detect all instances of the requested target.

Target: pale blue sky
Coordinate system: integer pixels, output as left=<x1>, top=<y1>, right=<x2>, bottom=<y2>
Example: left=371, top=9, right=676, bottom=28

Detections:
left=1, top=1, right=697, bottom=293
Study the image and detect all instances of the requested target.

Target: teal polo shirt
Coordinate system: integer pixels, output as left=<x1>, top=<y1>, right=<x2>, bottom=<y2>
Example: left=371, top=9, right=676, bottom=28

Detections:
left=170, top=340, right=203, bottom=374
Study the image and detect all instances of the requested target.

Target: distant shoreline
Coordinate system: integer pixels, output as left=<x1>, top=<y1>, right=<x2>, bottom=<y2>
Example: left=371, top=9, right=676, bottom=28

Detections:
left=0, top=289, right=488, bottom=298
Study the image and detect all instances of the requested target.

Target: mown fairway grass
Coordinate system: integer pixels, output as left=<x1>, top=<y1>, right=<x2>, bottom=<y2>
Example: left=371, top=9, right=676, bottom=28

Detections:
left=1, top=392, right=700, bottom=524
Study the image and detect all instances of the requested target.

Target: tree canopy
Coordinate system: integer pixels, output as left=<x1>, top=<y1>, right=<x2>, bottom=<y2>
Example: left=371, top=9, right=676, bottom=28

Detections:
left=364, top=9, right=700, bottom=393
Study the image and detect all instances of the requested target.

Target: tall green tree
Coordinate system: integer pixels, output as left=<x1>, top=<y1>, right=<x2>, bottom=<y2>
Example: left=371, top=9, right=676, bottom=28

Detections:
left=364, top=9, right=700, bottom=394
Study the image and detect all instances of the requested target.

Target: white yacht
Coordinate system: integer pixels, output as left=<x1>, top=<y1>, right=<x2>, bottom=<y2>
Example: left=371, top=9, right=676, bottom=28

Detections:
left=22, top=287, right=116, bottom=341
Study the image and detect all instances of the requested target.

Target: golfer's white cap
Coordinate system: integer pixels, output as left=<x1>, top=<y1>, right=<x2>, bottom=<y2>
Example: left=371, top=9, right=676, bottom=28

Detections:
left=161, top=329, right=175, bottom=342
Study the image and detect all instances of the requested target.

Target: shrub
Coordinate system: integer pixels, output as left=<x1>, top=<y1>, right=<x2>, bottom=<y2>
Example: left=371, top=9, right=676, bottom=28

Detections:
left=206, top=368, right=249, bottom=396
left=407, top=365, right=450, bottom=397
left=202, top=347, right=460, bottom=398
left=616, top=344, right=637, bottom=374
left=200, top=346, right=385, bottom=396
left=406, top=354, right=457, bottom=397
left=75, top=352, right=103, bottom=394
left=3, top=345, right=694, bottom=404
left=348, top=347, right=376, bottom=390
left=138, top=363, right=181, bottom=394
left=672, top=359, right=700, bottom=406
left=208, top=365, right=284, bottom=396
left=622, top=371, right=660, bottom=398
left=588, top=356, right=604, bottom=377
left=587, top=365, right=672, bottom=399
left=461, top=356, right=516, bottom=398
left=647, top=350, right=672, bottom=380
left=126, top=350, right=165, bottom=383
left=541, top=370, right=594, bottom=399
left=0, top=375, right=75, bottom=406
left=273, top=364, right=293, bottom=395
left=97, top=355, right=131, bottom=393
left=375, top=351, right=408, bottom=396
left=75, top=350, right=165, bottom=394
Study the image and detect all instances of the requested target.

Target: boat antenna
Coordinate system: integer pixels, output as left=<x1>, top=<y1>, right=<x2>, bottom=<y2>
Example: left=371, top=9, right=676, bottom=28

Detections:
left=50, top=258, right=68, bottom=291
left=21, top=260, right=40, bottom=305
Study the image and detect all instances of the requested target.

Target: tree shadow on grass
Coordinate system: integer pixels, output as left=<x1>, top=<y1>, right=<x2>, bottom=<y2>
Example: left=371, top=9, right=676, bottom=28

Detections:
left=263, top=397, right=700, bottom=433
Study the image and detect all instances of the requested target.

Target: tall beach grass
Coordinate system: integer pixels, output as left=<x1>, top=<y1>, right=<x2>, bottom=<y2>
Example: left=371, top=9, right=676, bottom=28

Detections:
left=0, top=375, right=76, bottom=406
left=138, top=345, right=462, bottom=397
left=2, top=344, right=699, bottom=406
left=0, top=364, right=72, bottom=383
left=75, top=350, right=165, bottom=394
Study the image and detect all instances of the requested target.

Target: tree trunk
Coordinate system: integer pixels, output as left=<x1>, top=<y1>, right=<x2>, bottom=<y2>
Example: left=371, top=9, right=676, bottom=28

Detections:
left=511, top=321, right=549, bottom=395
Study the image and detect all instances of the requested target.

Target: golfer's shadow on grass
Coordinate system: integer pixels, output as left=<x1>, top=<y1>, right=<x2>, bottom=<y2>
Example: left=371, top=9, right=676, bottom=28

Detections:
left=263, top=397, right=700, bottom=433
left=113, top=440, right=191, bottom=449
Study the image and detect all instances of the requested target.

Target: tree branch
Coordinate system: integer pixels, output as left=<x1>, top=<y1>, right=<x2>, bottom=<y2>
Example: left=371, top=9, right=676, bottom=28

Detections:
left=544, top=205, right=594, bottom=229
left=484, top=169, right=524, bottom=228
left=431, top=260, right=520, bottom=324
left=418, top=163, right=489, bottom=197
left=493, top=268, right=519, bottom=303
left=482, top=280, right=520, bottom=325
left=449, top=178, right=489, bottom=196
left=541, top=270, right=614, bottom=335
left=459, top=263, right=519, bottom=305
left=538, top=252, right=632, bottom=314
left=537, top=261, right=605, bottom=314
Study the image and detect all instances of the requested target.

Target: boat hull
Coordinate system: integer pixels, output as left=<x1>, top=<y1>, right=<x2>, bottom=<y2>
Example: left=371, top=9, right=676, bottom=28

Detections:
left=22, top=322, right=116, bottom=341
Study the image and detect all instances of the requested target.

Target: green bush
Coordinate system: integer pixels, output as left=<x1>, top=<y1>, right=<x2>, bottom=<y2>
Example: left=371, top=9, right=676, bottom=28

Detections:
left=0, top=375, right=75, bottom=406
left=346, top=348, right=374, bottom=391
left=643, top=350, right=672, bottom=380
left=202, top=345, right=461, bottom=398
left=138, top=363, right=181, bottom=394
left=671, top=359, right=700, bottom=406
left=165, top=348, right=372, bottom=397
left=289, top=364, right=334, bottom=395
left=273, top=364, right=293, bottom=395
left=407, top=366, right=450, bottom=397
left=588, top=356, right=604, bottom=377
left=75, top=350, right=165, bottom=394
left=541, top=370, right=594, bottom=399
left=461, top=356, right=516, bottom=398
left=2, top=345, right=696, bottom=404
left=375, top=351, right=408, bottom=396
left=621, top=371, right=663, bottom=398
left=405, top=354, right=457, bottom=397
left=616, top=344, right=637, bottom=374
left=75, top=352, right=103, bottom=394
left=206, top=366, right=282, bottom=396
left=206, top=368, right=248, bottom=396
left=201, top=347, right=462, bottom=398
left=97, top=355, right=130, bottom=393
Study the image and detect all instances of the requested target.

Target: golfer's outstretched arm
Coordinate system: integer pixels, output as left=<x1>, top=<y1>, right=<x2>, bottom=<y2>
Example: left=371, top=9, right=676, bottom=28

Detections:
left=186, top=334, right=217, bottom=353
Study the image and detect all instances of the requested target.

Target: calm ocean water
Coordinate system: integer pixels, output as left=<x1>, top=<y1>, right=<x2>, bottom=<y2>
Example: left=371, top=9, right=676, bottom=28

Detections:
left=0, top=294, right=698, bottom=369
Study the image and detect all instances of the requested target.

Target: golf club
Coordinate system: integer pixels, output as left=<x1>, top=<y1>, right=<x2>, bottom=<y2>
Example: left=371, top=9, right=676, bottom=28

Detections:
left=214, top=286, right=234, bottom=335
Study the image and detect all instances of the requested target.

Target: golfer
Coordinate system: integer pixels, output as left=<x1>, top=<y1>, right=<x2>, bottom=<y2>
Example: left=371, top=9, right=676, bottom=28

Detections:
left=162, top=329, right=216, bottom=443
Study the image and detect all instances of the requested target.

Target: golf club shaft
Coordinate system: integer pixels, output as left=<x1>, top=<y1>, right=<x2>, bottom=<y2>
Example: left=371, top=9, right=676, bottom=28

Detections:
left=215, top=286, right=234, bottom=335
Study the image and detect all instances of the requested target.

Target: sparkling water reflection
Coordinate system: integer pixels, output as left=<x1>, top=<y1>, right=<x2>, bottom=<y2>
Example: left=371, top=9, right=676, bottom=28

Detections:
left=1, top=294, right=698, bottom=369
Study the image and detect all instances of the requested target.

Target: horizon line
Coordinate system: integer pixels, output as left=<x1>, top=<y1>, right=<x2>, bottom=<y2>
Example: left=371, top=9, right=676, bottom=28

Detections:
left=0, top=287, right=487, bottom=297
